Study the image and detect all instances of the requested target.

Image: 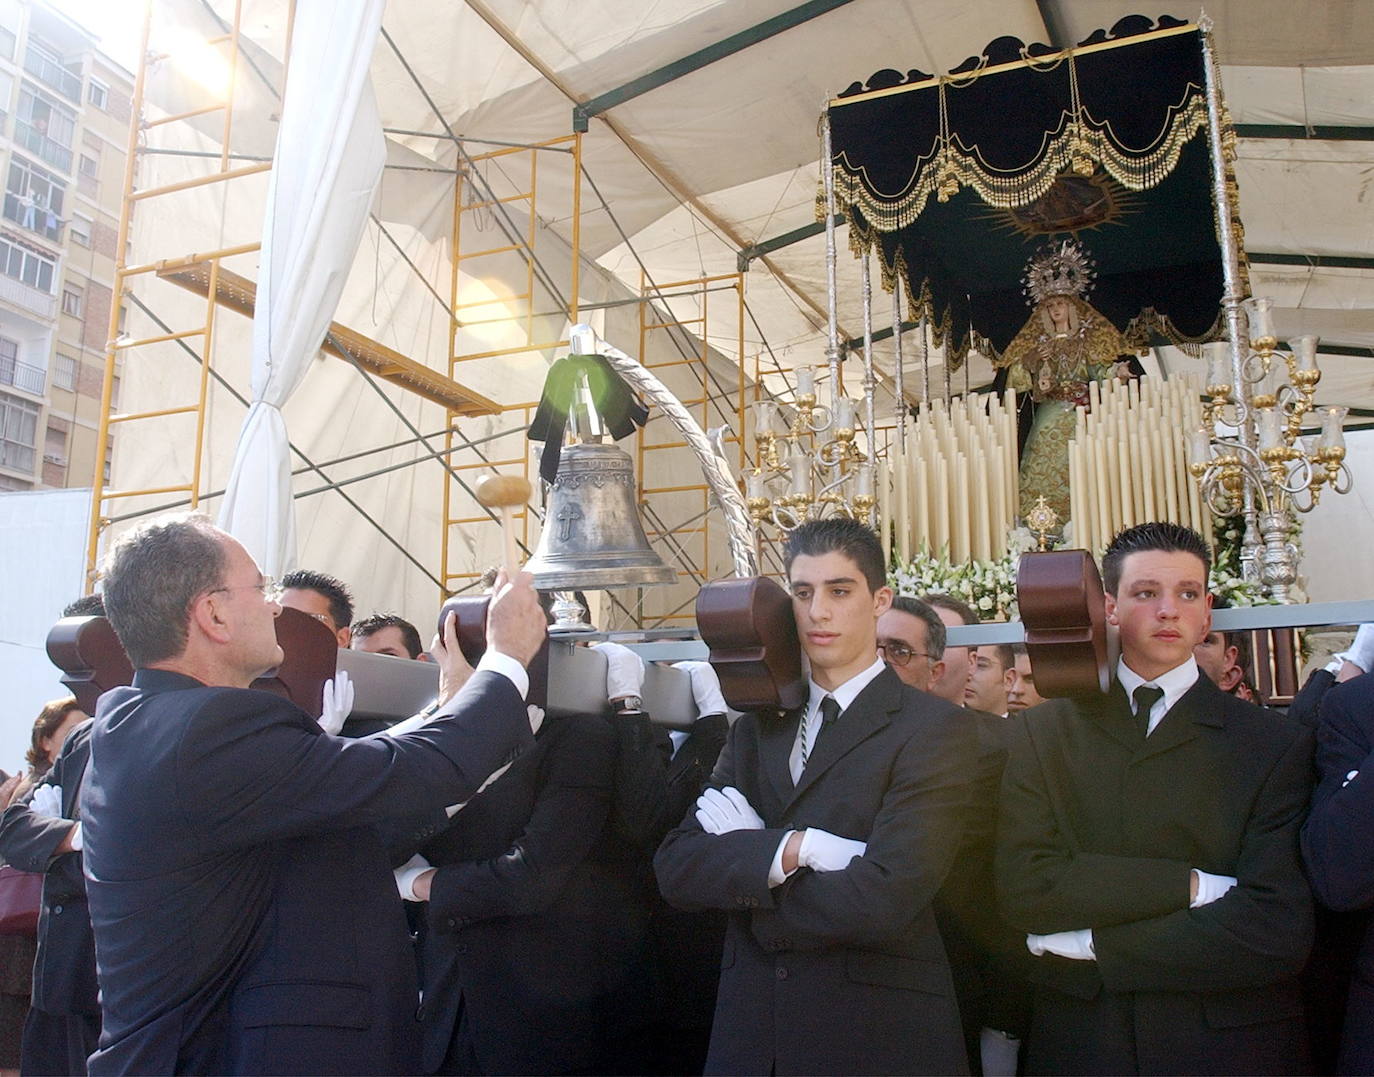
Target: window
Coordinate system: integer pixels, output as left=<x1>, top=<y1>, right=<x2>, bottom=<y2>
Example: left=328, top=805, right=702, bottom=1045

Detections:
left=4, top=155, right=66, bottom=241
left=0, top=390, right=38, bottom=473
left=53, top=353, right=77, bottom=391
left=70, top=213, right=91, bottom=247
left=43, top=423, right=65, bottom=465
left=0, top=236, right=56, bottom=292
left=17, top=84, right=77, bottom=172
left=78, top=153, right=97, bottom=179
left=88, top=78, right=107, bottom=110
left=62, top=283, right=82, bottom=317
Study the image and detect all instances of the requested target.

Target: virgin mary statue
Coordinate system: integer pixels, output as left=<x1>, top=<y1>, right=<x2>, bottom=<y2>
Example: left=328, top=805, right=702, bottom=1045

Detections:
left=996, top=240, right=1136, bottom=524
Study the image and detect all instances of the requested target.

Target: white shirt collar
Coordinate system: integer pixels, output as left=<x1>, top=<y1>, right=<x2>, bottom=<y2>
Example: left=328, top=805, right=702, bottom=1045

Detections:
left=808, top=655, right=886, bottom=718
left=1116, top=654, right=1200, bottom=730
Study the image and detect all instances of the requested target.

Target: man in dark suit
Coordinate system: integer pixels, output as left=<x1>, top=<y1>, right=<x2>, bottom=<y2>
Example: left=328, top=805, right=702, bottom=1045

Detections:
left=0, top=720, right=100, bottom=1075
left=996, top=521, right=1315, bottom=1075
left=879, top=595, right=1029, bottom=1075
left=79, top=512, right=546, bottom=1076
left=655, top=518, right=977, bottom=1076
left=1302, top=670, right=1374, bottom=1074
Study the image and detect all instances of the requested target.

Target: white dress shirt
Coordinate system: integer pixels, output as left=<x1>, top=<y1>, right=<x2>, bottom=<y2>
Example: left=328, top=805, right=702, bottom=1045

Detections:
left=1115, top=654, right=1199, bottom=736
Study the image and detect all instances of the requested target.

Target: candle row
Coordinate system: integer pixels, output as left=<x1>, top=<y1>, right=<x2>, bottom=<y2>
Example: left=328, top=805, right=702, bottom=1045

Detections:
left=1068, top=374, right=1208, bottom=553
left=878, top=390, right=1019, bottom=565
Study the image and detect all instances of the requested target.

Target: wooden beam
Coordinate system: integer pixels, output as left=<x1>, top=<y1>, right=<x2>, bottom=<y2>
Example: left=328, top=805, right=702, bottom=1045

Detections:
left=154, top=261, right=501, bottom=416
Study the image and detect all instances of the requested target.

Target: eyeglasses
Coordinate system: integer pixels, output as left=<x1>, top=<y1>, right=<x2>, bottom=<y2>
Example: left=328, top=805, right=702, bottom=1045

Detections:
left=878, top=641, right=939, bottom=668
left=210, top=577, right=283, bottom=603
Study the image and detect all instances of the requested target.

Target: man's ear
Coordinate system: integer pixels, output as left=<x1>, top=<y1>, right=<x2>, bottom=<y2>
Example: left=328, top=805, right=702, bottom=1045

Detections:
left=1104, top=589, right=1118, bottom=626
left=191, top=591, right=232, bottom=645
left=929, top=659, right=946, bottom=687
left=1200, top=591, right=1214, bottom=643
left=1219, top=663, right=1245, bottom=692
left=873, top=585, right=893, bottom=618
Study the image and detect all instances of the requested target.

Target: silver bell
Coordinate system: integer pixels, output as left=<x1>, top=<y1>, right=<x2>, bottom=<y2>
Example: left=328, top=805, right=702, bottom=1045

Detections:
left=525, top=441, right=675, bottom=591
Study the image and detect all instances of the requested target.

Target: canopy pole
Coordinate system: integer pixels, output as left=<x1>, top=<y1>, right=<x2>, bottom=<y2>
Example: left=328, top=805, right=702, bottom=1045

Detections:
left=1200, top=16, right=1261, bottom=581
left=822, top=111, right=842, bottom=409
left=893, top=285, right=907, bottom=443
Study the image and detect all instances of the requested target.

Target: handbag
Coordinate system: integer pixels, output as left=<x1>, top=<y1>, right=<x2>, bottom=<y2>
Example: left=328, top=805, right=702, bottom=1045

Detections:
left=0, top=863, right=43, bottom=936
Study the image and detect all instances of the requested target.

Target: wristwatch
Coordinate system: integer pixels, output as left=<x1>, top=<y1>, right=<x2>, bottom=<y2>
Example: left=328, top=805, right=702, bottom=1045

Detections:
left=613, top=695, right=644, bottom=714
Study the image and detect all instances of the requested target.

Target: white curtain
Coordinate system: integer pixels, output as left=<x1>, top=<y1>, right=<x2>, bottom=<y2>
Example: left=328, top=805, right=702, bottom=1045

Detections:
left=218, top=0, right=388, bottom=577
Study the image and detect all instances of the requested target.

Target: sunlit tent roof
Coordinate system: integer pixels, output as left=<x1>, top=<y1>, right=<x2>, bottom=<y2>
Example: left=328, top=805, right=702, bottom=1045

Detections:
left=106, top=0, right=1374, bottom=622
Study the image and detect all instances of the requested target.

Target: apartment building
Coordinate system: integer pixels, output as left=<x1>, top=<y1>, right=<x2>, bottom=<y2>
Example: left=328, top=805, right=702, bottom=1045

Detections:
left=0, top=0, right=130, bottom=493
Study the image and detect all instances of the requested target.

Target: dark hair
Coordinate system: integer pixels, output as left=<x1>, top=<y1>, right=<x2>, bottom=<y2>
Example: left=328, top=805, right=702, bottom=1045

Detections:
left=921, top=592, right=980, bottom=627
left=783, top=518, right=886, bottom=592
left=352, top=613, right=423, bottom=659
left=26, top=696, right=83, bottom=774
left=1011, top=642, right=1029, bottom=659
left=888, top=595, right=947, bottom=655
left=1102, top=522, right=1210, bottom=594
left=981, top=644, right=1014, bottom=671
left=62, top=594, right=105, bottom=617
left=100, top=512, right=228, bottom=667
left=282, top=569, right=354, bottom=631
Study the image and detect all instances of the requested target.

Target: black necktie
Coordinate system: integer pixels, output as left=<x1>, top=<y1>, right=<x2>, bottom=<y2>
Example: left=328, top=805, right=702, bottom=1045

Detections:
left=802, top=695, right=841, bottom=770
left=1132, top=684, right=1164, bottom=740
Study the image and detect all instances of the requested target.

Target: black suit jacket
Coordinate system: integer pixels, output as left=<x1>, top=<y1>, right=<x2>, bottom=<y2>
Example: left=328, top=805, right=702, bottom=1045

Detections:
left=417, top=712, right=626, bottom=1075
left=996, top=675, right=1315, bottom=1075
left=1302, top=671, right=1374, bottom=1074
left=655, top=667, right=977, bottom=1076
left=82, top=666, right=531, bottom=1077
left=0, top=721, right=98, bottom=1017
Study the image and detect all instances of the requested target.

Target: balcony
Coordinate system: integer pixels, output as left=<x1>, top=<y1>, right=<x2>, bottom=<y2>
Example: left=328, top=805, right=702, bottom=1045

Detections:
left=23, top=47, right=82, bottom=104
left=15, top=118, right=73, bottom=173
left=2, top=194, right=63, bottom=243
left=0, top=274, right=56, bottom=319
left=0, top=356, right=45, bottom=395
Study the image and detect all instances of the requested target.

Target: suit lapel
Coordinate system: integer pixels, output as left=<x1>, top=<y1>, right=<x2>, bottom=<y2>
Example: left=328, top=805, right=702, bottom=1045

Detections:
left=786, top=668, right=899, bottom=807
left=1084, top=682, right=1141, bottom=754
left=1133, top=674, right=1223, bottom=765
left=759, top=707, right=802, bottom=809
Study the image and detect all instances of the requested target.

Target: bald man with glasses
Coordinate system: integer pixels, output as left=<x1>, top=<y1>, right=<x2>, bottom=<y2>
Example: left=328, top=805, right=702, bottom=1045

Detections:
left=877, top=596, right=947, bottom=693
left=879, top=595, right=1030, bottom=1074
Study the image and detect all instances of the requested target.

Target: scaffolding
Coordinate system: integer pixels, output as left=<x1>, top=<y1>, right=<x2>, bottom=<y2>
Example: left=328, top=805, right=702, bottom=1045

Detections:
left=84, top=1, right=766, bottom=626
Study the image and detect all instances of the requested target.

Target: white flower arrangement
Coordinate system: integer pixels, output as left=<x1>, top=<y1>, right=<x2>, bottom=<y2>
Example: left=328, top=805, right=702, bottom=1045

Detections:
left=890, top=546, right=1021, bottom=621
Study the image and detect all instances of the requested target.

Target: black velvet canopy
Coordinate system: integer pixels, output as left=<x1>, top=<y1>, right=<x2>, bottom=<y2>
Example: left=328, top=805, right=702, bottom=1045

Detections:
left=828, top=15, right=1238, bottom=365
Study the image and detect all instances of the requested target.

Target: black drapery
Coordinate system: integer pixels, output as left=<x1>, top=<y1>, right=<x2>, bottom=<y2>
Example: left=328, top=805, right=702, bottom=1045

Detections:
left=828, top=16, right=1236, bottom=366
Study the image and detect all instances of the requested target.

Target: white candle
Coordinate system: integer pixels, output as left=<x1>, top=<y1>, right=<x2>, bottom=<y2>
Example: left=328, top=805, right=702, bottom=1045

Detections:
left=796, top=366, right=815, bottom=397
left=1321, top=406, right=1348, bottom=451
left=972, top=449, right=990, bottom=562
left=788, top=446, right=811, bottom=497
left=1248, top=296, right=1276, bottom=342
left=1257, top=407, right=1284, bottom=451
left=896, top=448, right=911, bottom=562
left=835, top=396, right=855, bottom=430
left=1293, top=335, right=1319, bottom=372
left=1189, top=427, right=1212, bottom=467
left=878, top=458, right=892, bottom=564
left=855, top=463, right=874, bottom=497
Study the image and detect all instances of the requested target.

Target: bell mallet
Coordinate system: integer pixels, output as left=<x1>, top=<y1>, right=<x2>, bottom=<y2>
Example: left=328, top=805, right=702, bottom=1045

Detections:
left=474, top=473, right=532, bottom=578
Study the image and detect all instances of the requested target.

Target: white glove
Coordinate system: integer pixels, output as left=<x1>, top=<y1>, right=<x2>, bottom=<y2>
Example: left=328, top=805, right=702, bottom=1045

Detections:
left=593, top=642, right=645, bottom=702
left=798, top=828, right=866, bottom=872
left=1190, top=869, right=1238, bottom=908
left=1026, top=929, right=1096, bottom=960
left=68, top=822, right=83, bottom=852
left=30, top=783, right=62, bottom=819
left=1330, top=623, right=1374, bottom=675
left=394, top=853, right=433, bottom=901
left=694, top=786, right=765, bottom=834
left=674, top=660, right=728, bottom=718
left=319, top=671, right=354, bottom=736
